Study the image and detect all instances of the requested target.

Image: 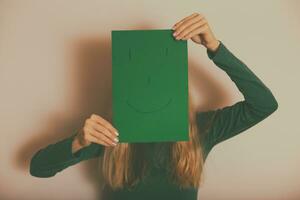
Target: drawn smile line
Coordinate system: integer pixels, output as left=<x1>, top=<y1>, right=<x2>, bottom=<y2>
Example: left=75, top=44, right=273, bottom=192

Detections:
left=126, top=98, right=173, bottom=114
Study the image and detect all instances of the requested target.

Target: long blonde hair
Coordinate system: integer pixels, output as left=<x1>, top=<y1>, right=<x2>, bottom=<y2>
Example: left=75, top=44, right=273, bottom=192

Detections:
left=101, top=94, right=207, bottom=190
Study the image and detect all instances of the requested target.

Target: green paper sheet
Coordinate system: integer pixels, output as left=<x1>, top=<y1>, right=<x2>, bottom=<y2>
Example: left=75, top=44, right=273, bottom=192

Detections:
left=111, top=29, right=189, bottom=143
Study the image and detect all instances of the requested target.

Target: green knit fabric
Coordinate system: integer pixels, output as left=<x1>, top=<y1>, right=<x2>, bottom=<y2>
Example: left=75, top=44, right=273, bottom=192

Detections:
left=29, top=40, right=278, bottom=200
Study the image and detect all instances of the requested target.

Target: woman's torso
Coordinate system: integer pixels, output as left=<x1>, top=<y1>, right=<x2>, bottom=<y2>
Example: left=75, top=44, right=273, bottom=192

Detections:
left=101, top=142, right=203, bottom=200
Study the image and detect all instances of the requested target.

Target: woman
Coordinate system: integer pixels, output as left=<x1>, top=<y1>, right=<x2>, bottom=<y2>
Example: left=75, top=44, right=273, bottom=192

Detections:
left=30, top=13, right=278, bottom=200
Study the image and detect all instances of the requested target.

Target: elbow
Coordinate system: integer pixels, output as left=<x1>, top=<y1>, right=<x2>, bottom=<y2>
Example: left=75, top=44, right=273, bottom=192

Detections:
left=29, top=163, right=56, bottom=178
left=268, top=94, right=279, bottom=113
left=252, top=95, right=279, bottom=119
left=261, top=88, right=279, bottom=114
left=271, top=99, right=279, bottom=112
left=29, top=153, right=56, bottom=178
left=30, top=171, right=56, bottom=178
left=262, top=96, right=279, bottom=116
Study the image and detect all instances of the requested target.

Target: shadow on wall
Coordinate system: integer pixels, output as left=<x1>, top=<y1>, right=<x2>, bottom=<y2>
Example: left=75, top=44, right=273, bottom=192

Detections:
left=188, top=59, right=230, bottom=112
left=13, top=35, right=114, bottom=197
left=13, top=23, right=229, bottom=199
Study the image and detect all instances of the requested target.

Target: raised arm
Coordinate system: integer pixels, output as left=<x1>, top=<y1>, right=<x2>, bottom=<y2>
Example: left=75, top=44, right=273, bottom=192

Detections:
left=172, top=12, right=278, bottom=151
left=197, top=41, right=278, bottom=150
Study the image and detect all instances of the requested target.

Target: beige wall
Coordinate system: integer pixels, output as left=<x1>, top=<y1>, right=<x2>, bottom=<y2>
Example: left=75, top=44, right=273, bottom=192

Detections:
left=1, top=0, right=299, bottom=199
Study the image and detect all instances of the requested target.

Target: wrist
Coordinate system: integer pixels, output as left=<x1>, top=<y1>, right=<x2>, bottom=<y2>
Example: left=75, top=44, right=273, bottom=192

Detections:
left=72, top=134, right=84, bottom=154
left=206, top=39, right=220, bottom=52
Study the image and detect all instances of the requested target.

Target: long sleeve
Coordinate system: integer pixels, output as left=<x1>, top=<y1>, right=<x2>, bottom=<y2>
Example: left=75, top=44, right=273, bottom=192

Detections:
left=29, top=131, right=104, bottom=178
left=197, top=40, right=278, bottom=152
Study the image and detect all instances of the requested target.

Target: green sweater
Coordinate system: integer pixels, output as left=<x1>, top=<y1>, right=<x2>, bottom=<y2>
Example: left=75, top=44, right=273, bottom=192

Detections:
left=29, top=41, right=278, bottom=200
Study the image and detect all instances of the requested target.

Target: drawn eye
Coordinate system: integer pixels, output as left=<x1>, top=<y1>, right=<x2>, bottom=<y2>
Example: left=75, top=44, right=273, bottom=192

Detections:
left=165, top=47, right=168, bottom=56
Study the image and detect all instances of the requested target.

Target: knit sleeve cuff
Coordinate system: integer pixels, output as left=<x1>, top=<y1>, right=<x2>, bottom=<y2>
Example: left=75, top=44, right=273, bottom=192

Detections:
left=206, top=40, right=226, bottom=60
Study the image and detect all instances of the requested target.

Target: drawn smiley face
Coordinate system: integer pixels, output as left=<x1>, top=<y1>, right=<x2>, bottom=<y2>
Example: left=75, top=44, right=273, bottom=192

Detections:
left=125, top=46, right=173, bottom=114
left=112, top=29, right=189, bottom=142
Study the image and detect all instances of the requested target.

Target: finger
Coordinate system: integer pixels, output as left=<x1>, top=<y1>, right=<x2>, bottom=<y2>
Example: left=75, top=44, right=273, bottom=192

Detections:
left=176, top=18, right=207, bottom=39
left=85, top=118, right=118, bottom=144
left=173, top=14, right=204, bottom=38
left=87, top=126, right=117, bottom=146
left=85, top=132, right=111, bottom=147
left=83, top=126, right=111, bottom=146
left=90, top=114, right=119, bottom=136
left=172, top=13, right=199, bottom=29
left=90, top=122, right=118, bottom=143
left=183, top=24, right=209, bottom=40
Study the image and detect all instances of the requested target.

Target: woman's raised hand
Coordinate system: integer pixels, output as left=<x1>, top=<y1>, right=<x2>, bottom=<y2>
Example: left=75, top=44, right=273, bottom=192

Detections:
left=172, top=12, right=220, bottom=52
left=73, top=114, right=119, bottom=153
